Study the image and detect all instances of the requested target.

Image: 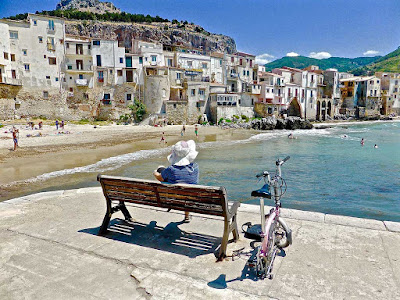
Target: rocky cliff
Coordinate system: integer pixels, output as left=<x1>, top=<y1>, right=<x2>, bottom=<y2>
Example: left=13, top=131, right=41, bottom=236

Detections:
left=56, top=0, right=120, bottom=14
left=65, top=20, right=237, bottom=54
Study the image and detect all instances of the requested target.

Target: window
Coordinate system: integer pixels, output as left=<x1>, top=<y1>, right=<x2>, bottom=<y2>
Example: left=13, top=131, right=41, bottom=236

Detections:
left=9, top=31, right=18, bottom=39
left=126, top=56, right=132, bottom=68
left=126, top=94, right=132, bottom=101
left=10, top=54, right=15, bottom=61
left=104, top=93, right=110, bottom=100
left=240, top=58, right=243, bottom=65
left=79, top=74, right=83, bottom=79
left=93, top=40, right=100, bottom=46
left=48, top=57, right=56, bottom=65
left=220, top=59, right=222, bottom=66
left=11, top=70, right=16, bottom=79
left=151, top=55, right=157, bottom=62
left=139, top=57, right=143, bottom=64
left=96, top=55, right=102, bottom=66
left=167, top=59, right=173, bottom=67
left=24, top=64, right=30, bottom=71
left=98, top=71, right=104, bottom=82
left=117, top=70, right=123, bottom=76
left=176, top=73, right=181, bottom=79
left=243, top=71, right=246, bottom=76
left=67, top=65, right=72, bottom=70
left=47, top=37, right=55, bottom=51
left=48, top=20, right=55, bottom=31
left=55, top=77, right=59, bottom=81
left=119, top=57, right=123, bottom=63
left=38, top=36, right=43, bottom=43
left=44, top=55, right=46, bottom=58
left=199, top=90, right=205, bottom=96
left=46, top=76, right=50, bottom=79
left=4, top=52, right=8, bottom=60
left=43, top=91, right=49, bottom=99
left=202, top=63, right=207, bottom=69
left=69, top=88, right=73, bottom=92
left=187, top=61, right=193, bottom=67
left=22, top=49, right=27, bottom=56
left=247, top=71, right=249, bottom=76
left=191, top=89, right=195, bottom=96
left=231, top=57, right=234, bottom=63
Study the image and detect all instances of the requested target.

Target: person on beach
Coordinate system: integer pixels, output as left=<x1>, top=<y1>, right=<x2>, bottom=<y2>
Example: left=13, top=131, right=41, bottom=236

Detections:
left=361, top=138, right=364, bottom=146
left=159, top=131, right=166, bottom=144
left=61, top=120, right=65, bottom=130
left=38, top=121, right=43, bottom=130
left=194, top=124, right=198, bottom=138
left=181, top=124, right=186, bottom=136
left=153, top=140, right=199, bottom=222
left=55, top=120, right=59, bottom=130
left=12, top=126, right=19, bottom=151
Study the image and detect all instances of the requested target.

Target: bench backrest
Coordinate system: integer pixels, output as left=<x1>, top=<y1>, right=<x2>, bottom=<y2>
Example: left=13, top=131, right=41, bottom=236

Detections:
left=98, top=175, right=229, bottom=217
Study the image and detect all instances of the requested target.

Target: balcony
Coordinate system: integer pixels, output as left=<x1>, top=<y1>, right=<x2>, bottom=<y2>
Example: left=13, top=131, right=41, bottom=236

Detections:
left=65, top=66, right=93, bottom=73
left=98, top=78, right=104, bottom=83
left=0, top=77, right=22, bottom=86
left=47, top=26, right=55, bottom=34
left=75, top=78, right=88, bottom=86
left=150, top=61, right=157, bottom=66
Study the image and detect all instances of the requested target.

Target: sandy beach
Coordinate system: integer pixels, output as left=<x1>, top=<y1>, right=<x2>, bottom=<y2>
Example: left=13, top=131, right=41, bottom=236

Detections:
left=0, top=120, right=256, bottom=200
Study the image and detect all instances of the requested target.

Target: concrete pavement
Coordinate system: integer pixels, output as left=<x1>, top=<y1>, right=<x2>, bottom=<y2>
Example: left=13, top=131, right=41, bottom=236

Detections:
left=0, top=188, right=399, bottom=299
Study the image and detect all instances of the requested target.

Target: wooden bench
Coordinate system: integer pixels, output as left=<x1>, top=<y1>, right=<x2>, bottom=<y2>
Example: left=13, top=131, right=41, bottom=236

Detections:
left=97, top=175, right=241, bottom=260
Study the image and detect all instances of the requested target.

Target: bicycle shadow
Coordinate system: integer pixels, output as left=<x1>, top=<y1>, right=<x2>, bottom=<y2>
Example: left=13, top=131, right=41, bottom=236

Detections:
left=207, top=242, right=287, bottom=289
left=80, top=218, right=221, bottom=259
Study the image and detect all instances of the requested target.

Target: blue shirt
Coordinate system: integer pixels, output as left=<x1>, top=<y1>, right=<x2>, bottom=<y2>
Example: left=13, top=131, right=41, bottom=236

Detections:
left=161, top=163, right=199, bottom=184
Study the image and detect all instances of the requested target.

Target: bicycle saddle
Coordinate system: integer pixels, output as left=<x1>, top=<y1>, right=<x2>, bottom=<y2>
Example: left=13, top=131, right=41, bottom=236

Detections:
left=251, top=184, right=271, bottom=199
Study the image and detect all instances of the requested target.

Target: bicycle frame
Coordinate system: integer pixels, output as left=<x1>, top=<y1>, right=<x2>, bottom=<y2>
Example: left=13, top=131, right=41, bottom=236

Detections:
left=253, top=156, right=291, bottom=279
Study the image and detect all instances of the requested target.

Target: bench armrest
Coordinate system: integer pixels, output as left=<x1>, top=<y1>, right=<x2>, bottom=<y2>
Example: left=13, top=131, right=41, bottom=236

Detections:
left=227, top=201, right=240, bottom=219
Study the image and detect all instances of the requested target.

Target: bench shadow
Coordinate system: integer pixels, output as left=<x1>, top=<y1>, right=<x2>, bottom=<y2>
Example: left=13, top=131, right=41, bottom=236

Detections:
left=80, top=218, right=221, bottom=258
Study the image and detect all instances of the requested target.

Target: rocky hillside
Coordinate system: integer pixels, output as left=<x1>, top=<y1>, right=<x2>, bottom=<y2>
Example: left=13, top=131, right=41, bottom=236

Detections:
left=56, top=0, right=236, bottom=53
left=56, top=0, right=120, bottom=14
left=65, top=20, right=236, bottom=54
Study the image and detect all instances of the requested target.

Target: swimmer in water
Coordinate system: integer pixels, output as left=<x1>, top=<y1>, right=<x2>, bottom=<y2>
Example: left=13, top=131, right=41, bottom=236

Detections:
left=374, top=144, right=378, bottom=149
left=361, top=138, right=364, bottom=146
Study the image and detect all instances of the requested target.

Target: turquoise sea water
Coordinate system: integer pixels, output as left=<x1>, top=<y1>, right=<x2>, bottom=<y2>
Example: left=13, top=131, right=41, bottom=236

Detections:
left=3, top=121, right=400, bottom=222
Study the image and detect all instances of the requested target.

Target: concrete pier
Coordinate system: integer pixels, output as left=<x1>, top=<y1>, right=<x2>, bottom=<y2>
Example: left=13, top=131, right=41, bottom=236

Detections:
left=0, top=188, right=399, bottom=299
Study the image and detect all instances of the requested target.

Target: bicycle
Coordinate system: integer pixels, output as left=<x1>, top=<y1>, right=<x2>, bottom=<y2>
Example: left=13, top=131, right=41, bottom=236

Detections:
left=243, top=156, right=292, bottom=279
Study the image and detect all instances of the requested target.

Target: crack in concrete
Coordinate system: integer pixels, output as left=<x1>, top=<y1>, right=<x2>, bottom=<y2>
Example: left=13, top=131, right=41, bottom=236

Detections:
left=379, top=231, right=400, bottom=288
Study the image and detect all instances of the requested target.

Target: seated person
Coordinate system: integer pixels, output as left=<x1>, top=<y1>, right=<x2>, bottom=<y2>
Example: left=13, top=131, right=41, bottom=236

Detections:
left=153, top=140, right=199, bottom=222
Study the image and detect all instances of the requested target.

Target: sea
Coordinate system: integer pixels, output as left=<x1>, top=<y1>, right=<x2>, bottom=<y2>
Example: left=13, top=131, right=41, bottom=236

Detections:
left=2, top=121, right=399, bottom=222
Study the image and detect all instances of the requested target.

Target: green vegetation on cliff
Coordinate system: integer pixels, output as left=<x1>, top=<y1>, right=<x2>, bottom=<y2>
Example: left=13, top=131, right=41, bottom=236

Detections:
left=7, top=9, right=171, bottom=23
left=264, top=56, right=380, bottom=72
left=351, top=47, right=400, bottom=75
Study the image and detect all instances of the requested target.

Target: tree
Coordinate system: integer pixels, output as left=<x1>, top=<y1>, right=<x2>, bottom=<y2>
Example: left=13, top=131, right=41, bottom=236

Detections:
left=128, top=99, right=147, bottom=122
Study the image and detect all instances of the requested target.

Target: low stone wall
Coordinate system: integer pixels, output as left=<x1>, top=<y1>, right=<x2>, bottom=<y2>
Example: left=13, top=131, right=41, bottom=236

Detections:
left=215, top=106, right=254, bottom=123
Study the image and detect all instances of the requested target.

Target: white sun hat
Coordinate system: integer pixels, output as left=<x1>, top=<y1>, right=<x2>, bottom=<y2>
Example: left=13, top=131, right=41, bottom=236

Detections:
left=167, top=140, right=198, bottom=166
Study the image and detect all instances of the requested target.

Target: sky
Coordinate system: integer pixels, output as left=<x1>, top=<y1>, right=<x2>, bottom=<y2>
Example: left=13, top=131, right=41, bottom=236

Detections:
left=1, top=0, right=399, bottom=64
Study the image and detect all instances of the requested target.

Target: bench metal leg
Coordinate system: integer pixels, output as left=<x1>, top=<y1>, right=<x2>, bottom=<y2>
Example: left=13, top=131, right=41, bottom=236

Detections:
left=118, top=201, right=133, bottom=221
left=231, top=214, right=239, bottom=241
left=98, top=213, right=111, bottom=235
left=218, top=220, right=230, bottom=261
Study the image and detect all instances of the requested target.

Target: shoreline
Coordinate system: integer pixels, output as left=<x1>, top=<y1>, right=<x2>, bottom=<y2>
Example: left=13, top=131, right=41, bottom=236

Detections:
left=0, top=123, right=256, bottom=200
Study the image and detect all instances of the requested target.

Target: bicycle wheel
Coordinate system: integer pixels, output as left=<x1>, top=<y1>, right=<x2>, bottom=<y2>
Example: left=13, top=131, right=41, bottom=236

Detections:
left=275, top=220, right=292, bottom=249
left=265, top=222, right=276, bottom=265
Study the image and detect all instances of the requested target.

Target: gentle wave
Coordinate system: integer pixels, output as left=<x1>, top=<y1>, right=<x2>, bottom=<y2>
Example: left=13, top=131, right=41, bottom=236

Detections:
left=2, top=147, right=170, bottom=187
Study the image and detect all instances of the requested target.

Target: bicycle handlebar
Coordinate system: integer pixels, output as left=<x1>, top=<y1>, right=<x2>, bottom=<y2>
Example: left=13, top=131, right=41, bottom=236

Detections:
left=257, top=156, right=290, bottom=178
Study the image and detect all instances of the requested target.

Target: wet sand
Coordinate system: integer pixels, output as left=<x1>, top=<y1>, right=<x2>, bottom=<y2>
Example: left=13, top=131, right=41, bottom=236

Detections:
left=0, top=122, right=256, bottom=200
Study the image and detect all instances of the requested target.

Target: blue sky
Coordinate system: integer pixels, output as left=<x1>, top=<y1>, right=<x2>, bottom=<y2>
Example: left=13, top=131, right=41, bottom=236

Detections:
left=1, top=0, right=399, bottom=64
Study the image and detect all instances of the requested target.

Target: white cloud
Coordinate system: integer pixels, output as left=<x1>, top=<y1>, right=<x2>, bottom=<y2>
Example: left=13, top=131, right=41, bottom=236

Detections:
left=286, top=52, right=299, bottom=57
left=309, top=51, right=332, bottom=59
left=363, top=50, right=379, bottom=56
left=255, top=53, right=275, bottom=65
